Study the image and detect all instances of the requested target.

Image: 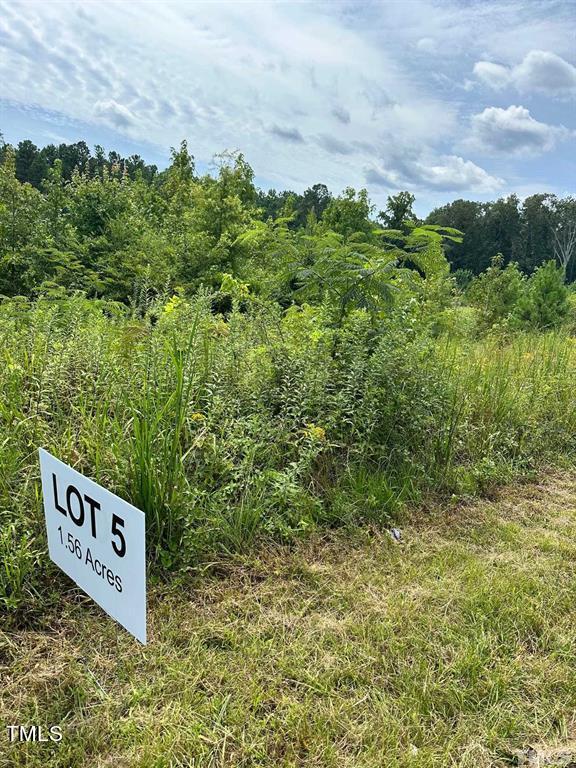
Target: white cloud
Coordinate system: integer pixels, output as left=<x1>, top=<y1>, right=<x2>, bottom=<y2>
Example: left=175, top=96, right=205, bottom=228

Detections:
left=415, top=37, right=437, bottom=54
left=514, top=50, right=576, bottom=93
left=365, top=152, right=502, bottom=193
left=474, top=50, right=576, bottom=96
left=1, top=0, right=575, bottom=209
left=468, top=105, right=570, bottom=155
left=94, top=100, right=136, bottom=129
left=473, top=61, right=510, bottom=90
left=416, top=155, right=502, bottom=191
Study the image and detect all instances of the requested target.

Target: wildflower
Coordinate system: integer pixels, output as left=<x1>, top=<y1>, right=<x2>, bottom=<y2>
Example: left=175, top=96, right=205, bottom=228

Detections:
left=163, top=295, right=183, bottom=315
left=304, top=423, right=326, bottom=441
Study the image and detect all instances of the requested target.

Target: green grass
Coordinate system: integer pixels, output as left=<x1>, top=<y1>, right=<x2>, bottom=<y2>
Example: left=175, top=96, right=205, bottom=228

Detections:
left=2, top=295, right=576, bottom=616
left=2, top=471, right=576, bottom=767
left=2, top=295, right=576, bottom=765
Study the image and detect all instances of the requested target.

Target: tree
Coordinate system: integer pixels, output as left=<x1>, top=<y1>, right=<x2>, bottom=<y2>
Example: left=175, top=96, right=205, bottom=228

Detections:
left=321, top=187, right=372, bottom=239
left=0, top=146, right=42, bottom=254
left=516, top=194, right=555, bottom=273
left=69, top=166, right=131, bottom=241
left=296, top=184, right=332, bottom=227
left=514, top=261, right=569, bottom=330
left=0, top=146, right=45, bottom=294
left=295, top=232, right=398, bottom=327
left=426, top=199, right=487, bottom=273
left=484, top=195, right=521, bottom=267
left=428, top=193, right=576, bottom=278
left=15, top=140, right=48, bottom=187
left=256, top=188, right=296, bottom=221
left=52, top=141, right=90, bottom=179
left=42, top=159, right=73, bottom=248
left=233, top=216, right=300, bottom=303
left=553, top=220, right=576, bottom=276
left=162, top=140, right=196, bottom=207
left=191, top=151, right=256, bottom=244
left=209, top=150, right=256, bottom=240
left=378, top=191, right=417, bottom=230
left=552, top=197, right=576, bottom=279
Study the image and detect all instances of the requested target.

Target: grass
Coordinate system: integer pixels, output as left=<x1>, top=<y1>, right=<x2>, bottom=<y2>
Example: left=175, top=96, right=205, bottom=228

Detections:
left=2, top=295, right=576, bottom=765
left=3, top=296, right=576, bottom=606
left=2, top=470, right=576, bottom=767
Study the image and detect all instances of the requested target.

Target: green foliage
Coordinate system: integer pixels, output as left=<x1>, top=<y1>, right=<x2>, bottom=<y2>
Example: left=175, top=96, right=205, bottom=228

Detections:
left=432, top=305, right=479, bottom=339
left=129, top=296, right=214, bottom=563
left=0, top=518, right=39, bottom=613
left=427, top=193, right=576, bottom=276
left=0, top=146, right=43, bottom=255
left=566, top=289, right=576, bottom=333
left=256, top=183, right=332, bottom=227
left=467, top=255, right=525, bottom=330
left=2, top=136, right=576, bottom=624
left=321, top=187, right=373, bottom=239
left=377, top=190, right=417, bottom=229
left=295, top=232, right=398, bottom=327
left=1, top=138, right=575, bottom=309
left=9, top=137, right=158, bottom=187
left=3, top=134, right=576, bottom=768
left=514, top=260, right=570, bottom=330
left=3, top=293, right=576, bottom=617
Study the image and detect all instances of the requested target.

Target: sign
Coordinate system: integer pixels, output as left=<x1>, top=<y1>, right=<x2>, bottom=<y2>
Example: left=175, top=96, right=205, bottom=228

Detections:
left=39, top=448, right=146, bottom=644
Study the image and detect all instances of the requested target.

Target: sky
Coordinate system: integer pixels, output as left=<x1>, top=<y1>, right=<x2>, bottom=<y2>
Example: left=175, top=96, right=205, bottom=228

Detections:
left=0, top=0, right=575, bottom=216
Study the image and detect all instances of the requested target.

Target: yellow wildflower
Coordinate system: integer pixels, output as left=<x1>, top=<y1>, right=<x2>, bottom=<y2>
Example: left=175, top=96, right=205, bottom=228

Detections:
left=304, top=423, right=326, bottom=441
left=163, top=295, right=183, bottom=315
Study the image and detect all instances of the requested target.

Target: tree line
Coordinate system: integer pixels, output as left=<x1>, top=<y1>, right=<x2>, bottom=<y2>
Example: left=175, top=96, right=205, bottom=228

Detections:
left=0, top=137, right=159, bottom=187
left=427, top=194, right=576, bottom=282
left=0, top=137, right=575, bottom=304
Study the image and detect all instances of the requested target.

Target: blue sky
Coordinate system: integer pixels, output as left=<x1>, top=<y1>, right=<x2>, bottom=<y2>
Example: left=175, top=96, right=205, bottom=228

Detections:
left=0, top=0, right=574, bottom=216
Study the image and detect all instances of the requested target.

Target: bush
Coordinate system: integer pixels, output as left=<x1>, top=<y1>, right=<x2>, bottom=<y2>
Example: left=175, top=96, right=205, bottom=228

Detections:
left=466, top=255, right=525, bottom=331
left=565, top=290, right=576, bottom=333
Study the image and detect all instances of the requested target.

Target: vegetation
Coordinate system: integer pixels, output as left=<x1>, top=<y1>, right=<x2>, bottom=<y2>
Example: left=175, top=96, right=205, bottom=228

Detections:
left=2, top=137, right=576, bottom=298
left=1, top=137, right=576, bottom=609
left=1, top=136, right=576, bottom=765
left=2, top=473, right=576, bottom=767
left=427, top=194, right=576, bottom=281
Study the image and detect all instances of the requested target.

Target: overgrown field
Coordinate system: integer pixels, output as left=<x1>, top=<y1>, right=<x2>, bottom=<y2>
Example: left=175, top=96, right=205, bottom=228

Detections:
left=3, top=77, right=576, bottom=768
left=2, top=294, right=576, bottom=620
left=2, top=471, right=576, bottom=767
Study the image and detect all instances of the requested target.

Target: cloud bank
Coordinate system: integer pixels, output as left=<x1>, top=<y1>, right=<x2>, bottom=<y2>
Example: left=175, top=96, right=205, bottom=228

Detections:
left=0, top=0, right=574, bottom=212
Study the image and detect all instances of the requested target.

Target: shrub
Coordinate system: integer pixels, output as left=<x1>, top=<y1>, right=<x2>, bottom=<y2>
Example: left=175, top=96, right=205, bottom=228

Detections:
left=466, top=254, right=525, bottom=331
left=565, top=289, right=576, bottom=333
left=432, top=305, right=479, bottom=339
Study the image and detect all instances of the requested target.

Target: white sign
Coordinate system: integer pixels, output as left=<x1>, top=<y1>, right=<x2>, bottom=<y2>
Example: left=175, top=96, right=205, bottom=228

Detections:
left=39, top=448, right=146, bottom=644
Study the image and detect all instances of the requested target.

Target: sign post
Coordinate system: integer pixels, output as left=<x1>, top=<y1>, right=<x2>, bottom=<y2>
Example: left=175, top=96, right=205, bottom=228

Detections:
left=39, top=448, right=147, bottom=644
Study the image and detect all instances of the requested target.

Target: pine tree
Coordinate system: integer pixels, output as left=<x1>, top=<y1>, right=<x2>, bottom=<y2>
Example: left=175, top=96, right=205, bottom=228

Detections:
left=515, top=261, right=569, bottom=330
